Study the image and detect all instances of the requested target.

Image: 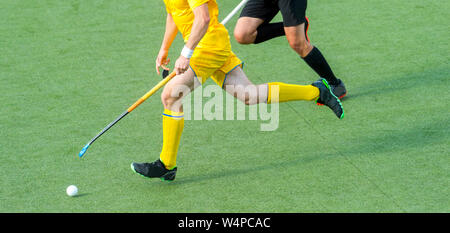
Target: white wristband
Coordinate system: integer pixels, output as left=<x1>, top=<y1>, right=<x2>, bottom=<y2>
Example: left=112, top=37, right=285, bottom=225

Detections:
left=181, top=46, right=194, bottom=59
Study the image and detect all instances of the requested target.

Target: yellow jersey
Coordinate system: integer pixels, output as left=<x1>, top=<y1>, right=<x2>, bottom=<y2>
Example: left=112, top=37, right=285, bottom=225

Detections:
left=163, top=0, right=231, bottom=53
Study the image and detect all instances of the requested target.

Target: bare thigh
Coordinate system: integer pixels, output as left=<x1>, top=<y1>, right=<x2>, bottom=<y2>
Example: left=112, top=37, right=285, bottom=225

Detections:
left=222, top=66, right=268, bottom=105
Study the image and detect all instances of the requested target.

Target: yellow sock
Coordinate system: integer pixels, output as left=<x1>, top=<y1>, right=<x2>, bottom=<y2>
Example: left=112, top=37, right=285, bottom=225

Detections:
left=159, top=109, right=184, bottom=170
left=267, top=82, right=319, bottom=103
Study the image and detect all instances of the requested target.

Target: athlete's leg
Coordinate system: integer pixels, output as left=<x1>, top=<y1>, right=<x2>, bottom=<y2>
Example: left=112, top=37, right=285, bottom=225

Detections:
left=278, top=0, right=310, bottom=56
left=284, top=24, right=313, bottom=58
left=234, top=0, right=283, bottom=44
left=234, top=17, right=265, bottom=44
left=284, top=24, right=341, bottom=86
left=222, top=66, right=319, bottom=105
left=279, top=0, right=341, bottom=87
left=161, top=69, right=200, bottom=112
left=222, top=66, right=267, bottom=104
left=159, top=69, right=200, bottom=170
left=131, top=70, right=200, bottom=180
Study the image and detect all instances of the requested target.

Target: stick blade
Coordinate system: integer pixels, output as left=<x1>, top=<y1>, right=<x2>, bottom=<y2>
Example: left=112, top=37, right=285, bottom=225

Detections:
left=78, top=144, right=90, bottom=158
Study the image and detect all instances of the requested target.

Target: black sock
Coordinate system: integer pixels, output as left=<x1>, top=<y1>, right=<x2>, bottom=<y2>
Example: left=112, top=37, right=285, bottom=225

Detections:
left=302, top=47, right=339, bottom=85
left=254, top=22, right=285, bottom=44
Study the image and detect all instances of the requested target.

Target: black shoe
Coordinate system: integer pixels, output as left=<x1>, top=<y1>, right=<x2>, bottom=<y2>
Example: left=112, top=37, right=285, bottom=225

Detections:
left=312, top=78, right=345, bottom=119
left=131, top=159, right=177, bottom=181
left=316, top=78, right=347, bottom=105
left=331, top=79, right=347, bottom=99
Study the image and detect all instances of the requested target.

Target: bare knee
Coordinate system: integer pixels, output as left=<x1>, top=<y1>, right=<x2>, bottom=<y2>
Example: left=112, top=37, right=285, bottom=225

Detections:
left=288, top=38, right=312, bottom=57
left=234, top=19, right=259, bottom=44
left=234, top=28, right=256, bottom=44
left=161, top=88, right=182, bottom=110
left=234, top=17, right=265, bottom=44
left=161, top=91, right=175, bottom=109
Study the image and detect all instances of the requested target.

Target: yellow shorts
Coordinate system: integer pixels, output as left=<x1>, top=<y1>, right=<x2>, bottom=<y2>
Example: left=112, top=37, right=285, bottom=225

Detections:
left=189, top=49, right=243, bottom=87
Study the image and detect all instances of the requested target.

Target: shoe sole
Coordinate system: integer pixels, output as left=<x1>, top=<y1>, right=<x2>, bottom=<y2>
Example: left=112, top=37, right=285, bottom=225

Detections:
left=130, top=163, right=174, bottom=182
left=321, top=79, right=345, bottom=119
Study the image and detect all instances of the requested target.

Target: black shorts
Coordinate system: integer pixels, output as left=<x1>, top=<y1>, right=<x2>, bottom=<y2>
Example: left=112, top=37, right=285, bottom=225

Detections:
left=240, top=0, right=307, bottom=27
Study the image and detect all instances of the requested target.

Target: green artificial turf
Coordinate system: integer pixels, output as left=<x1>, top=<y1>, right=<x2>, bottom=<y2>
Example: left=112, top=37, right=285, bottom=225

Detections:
left=1, top=0, right=448, bottom=212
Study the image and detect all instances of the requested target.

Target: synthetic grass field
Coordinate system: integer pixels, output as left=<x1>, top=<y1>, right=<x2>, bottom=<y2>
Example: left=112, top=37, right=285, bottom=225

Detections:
left=1, top=0, right=449, bottom=213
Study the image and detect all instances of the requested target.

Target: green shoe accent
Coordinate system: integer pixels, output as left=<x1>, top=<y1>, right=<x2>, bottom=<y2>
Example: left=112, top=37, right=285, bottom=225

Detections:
left=160, top=177, right=174, bottom=182
left=322, top=79, right=345, bottom=119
